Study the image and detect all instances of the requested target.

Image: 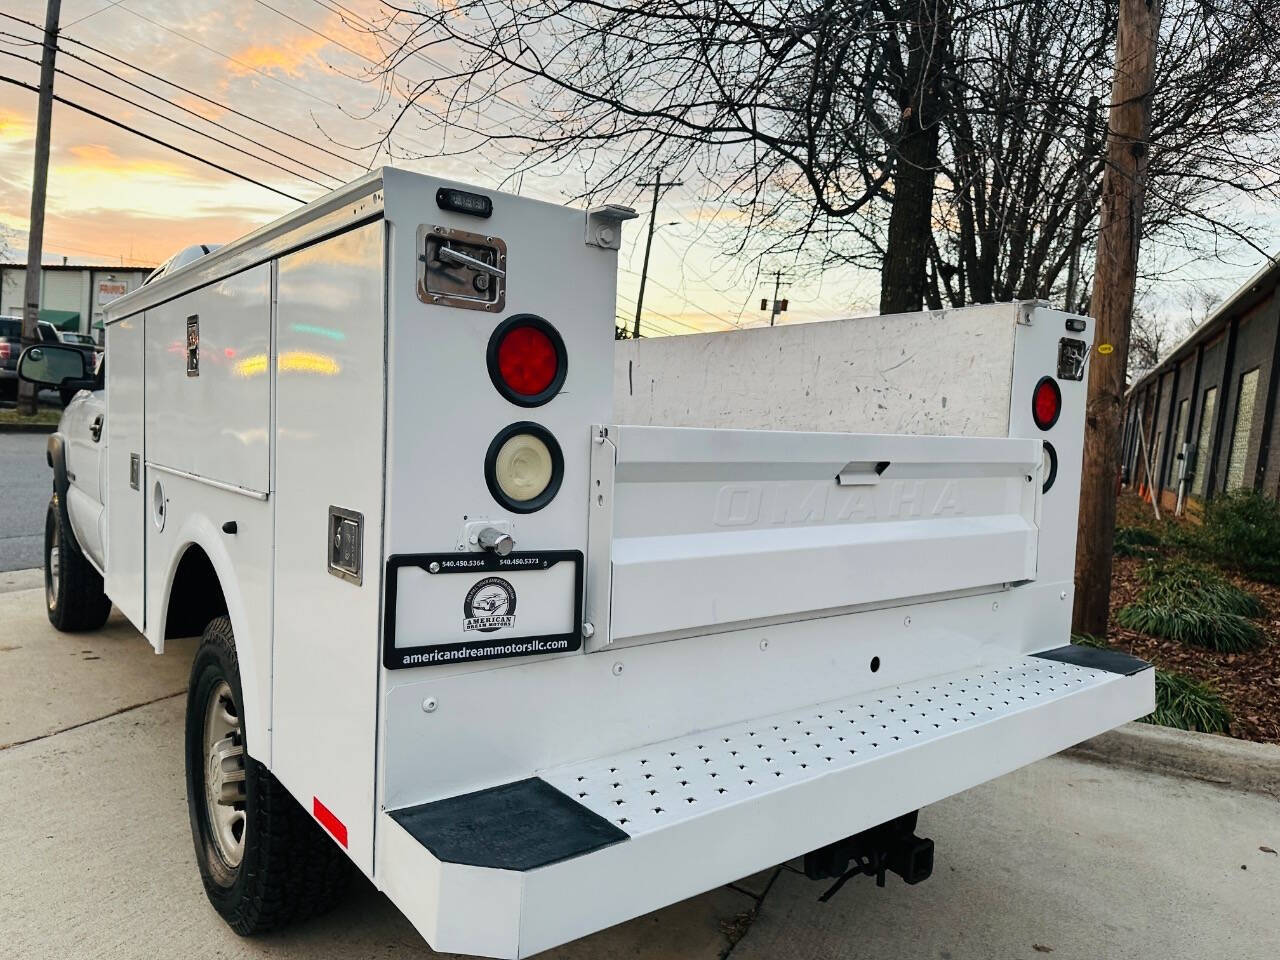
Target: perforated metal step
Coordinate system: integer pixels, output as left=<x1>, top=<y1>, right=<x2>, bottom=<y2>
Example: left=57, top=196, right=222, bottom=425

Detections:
left=540, top=656, right=1133, bottom=837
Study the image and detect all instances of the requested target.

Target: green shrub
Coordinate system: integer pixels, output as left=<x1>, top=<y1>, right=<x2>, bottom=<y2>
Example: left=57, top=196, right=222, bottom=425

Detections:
left=1116, top=558, right=1264, bottom=651
left=1114, top=526, right=1162, bottom=557
left=1191, top=491, right=1280, bottom=583
left=1114, top=603, right=1262, bottom=652
left=1135, top=559, right=1262, bottom=617
left=1139, top=670, right=1231, bottom=734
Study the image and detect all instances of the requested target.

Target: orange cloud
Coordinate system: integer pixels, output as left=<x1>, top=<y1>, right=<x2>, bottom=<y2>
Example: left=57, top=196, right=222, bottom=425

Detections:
left=0, top=107, right=32, bottom=144
left=228, top=32, right=329, bottom=78
left=63, top=143, right=189, bottom=180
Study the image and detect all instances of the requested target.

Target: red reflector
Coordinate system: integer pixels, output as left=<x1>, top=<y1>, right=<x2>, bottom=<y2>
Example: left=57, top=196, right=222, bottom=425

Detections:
left=1032, top=377, right=1062, bottom=430
left=313, top=796, right=348, bottom=847
left=497, top=324, right=559, bottom=397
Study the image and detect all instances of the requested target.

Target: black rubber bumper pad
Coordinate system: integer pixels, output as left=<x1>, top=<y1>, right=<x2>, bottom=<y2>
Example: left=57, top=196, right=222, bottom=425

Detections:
left=1032, top=644, right=1152, bottom=677
left=389, top=777, right=629, bottom=871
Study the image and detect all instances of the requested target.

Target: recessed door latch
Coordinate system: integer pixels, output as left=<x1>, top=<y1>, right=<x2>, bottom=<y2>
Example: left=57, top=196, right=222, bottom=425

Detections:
left=327, top=506, right=363, bottom=585
left=417, top=224, right=506, bottom=312
left=1058, top=338, right=1088, bottom=381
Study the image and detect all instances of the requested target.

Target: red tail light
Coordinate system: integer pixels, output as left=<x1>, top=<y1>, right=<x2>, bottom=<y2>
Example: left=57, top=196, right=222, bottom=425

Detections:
left=487, top=315, right=567, bottom=406
left=0, top=342, right=9, bottom=362
left=1032, top=376, right=1062, bottom=430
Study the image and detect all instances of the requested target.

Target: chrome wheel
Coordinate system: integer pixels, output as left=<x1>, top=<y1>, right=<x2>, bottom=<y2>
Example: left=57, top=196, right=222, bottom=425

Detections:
left=202, top=679, right=247, bottom=869
left=46, top=541, right=60, bottom=611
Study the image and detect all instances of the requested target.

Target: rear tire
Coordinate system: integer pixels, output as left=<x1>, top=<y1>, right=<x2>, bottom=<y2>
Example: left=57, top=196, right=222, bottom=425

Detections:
left=185, top=616, right=350, bottom=934
left=44, top=496, right=111, bottom=631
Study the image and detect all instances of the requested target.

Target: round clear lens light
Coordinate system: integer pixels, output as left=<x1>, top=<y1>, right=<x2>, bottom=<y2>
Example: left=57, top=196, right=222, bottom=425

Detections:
left=494, top=432, right=554, bottom=502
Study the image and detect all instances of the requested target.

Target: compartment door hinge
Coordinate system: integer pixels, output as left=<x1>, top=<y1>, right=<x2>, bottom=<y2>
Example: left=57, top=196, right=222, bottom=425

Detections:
left=583, top=425, right=618, bottom=651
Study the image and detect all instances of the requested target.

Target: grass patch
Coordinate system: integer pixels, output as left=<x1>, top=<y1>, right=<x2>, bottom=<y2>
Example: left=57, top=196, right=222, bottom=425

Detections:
left=1114, top=604, right=1262, bottom=652
left=1113, top=526, right=1162, bottom=557
left=1115, top=559, right=1263, bottom=652
left=1188, top=491, right=1280, bottom=584
left=1140, top=670, right=1231, bottom=734
left=1070, top=632, right=1108, bottom=649
left=0, top=407, right=61, bottom=426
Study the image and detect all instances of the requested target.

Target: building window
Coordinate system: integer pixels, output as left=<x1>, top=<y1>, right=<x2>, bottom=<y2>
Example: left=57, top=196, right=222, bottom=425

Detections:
left=1151, top=430, right=1163, bottom=489
left=1169, top=397, right=1189, bottom=488
left=1225, top=368, right=1260, bottom=491
left=1193, top=386, right=1217, bottom=496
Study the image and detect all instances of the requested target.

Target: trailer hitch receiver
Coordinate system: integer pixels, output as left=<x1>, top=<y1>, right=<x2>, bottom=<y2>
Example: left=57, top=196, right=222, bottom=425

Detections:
left=804, top=811, right=934, bottom=900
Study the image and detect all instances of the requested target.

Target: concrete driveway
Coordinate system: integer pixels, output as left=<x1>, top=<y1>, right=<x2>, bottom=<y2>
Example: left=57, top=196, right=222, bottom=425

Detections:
left=1, top=580, right=1276, bottom=960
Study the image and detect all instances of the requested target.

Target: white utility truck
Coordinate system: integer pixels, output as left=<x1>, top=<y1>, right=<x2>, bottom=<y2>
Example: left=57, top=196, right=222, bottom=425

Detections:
left=18, top=167, right=1152, bottom=959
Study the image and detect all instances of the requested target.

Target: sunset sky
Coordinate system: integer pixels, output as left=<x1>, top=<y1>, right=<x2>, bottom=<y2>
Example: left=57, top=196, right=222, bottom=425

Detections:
left=0, top=0, right=1272, bottom=335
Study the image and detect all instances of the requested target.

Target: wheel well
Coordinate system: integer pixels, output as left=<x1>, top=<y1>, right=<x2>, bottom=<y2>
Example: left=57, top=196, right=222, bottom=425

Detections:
left=165, top=545, right=228, bottom=640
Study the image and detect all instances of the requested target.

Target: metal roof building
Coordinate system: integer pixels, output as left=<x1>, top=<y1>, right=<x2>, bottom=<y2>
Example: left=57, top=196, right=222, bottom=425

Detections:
left=0, top=261, right=154, bottom=341
left=1122, top=256, right=1280, bottom=513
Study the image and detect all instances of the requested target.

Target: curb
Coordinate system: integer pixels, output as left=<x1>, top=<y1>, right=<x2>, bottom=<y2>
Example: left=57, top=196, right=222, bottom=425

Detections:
left=0, top=422, right=57, bottom=433
left=1066, top=721, right=1280, bottom=799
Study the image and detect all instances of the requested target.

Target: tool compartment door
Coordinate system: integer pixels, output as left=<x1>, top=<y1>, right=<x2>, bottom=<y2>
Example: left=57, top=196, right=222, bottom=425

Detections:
left=586, top=426, right=1042, bottom=648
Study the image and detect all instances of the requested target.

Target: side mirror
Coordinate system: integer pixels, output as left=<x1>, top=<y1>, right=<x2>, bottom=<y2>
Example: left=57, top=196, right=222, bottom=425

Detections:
left=17, top=343, right=92, bottom=388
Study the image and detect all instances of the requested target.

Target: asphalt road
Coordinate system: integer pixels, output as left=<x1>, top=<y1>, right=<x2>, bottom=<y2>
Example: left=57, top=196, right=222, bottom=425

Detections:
left=1, top=582, right=1277, bottom=960
left=0, top=432, right=50, bottom=572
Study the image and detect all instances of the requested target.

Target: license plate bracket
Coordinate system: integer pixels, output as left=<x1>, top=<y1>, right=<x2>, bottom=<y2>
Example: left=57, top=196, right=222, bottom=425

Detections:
left=383, top=551, right=583, bottom=669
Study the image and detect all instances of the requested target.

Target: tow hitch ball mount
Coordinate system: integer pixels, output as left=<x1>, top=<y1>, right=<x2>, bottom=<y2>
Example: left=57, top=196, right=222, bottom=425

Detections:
left=804, top=811, right=934, bottom=902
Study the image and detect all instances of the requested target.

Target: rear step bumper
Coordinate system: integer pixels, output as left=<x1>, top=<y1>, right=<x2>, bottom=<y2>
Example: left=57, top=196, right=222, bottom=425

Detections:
left=378, top=647, right=1153, bottom=958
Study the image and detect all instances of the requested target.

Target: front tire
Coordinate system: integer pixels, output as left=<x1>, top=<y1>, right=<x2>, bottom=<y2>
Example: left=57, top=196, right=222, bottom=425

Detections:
left=44, top=496, right=111, bottom=631
left=185, top=617, right=349, bottom=934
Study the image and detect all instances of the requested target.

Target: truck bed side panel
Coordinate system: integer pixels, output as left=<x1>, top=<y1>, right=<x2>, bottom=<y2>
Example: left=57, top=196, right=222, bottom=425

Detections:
left=143, top=265, right=271, bottom=494
left=271, top=221, right=386, bottom=875
left=104, top=315, right=145, bottom=630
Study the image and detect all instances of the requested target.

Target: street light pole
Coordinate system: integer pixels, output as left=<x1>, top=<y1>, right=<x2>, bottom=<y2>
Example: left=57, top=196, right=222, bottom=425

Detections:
left=19, top=0, right=62, bottom=416
left=632, top=171, right=682, bottom=339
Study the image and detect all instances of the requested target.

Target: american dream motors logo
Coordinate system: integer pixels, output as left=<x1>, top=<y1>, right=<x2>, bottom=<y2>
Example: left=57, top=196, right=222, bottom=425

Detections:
left=463, top=577, right=517, bottom=632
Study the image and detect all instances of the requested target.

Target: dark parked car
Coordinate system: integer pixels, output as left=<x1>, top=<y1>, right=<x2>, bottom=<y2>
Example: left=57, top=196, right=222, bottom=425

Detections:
left=0, top=315, right=21, bottom=400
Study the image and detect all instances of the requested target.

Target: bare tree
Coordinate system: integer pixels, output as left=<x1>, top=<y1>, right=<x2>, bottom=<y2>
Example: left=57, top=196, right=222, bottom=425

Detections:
left=1127, top=305, right=1168, bottom=379
left=373, top=0, right=954, bottom=311
left=366, top=1, right=1280, bottom=320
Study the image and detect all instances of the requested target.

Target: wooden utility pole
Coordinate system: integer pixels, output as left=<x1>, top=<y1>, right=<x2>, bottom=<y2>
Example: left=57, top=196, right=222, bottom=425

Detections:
left=18, top=0, right=62, bottom=416
left=1073, top=0, right=1163, bottom=636
left=632, top=171, right=681, bottom=340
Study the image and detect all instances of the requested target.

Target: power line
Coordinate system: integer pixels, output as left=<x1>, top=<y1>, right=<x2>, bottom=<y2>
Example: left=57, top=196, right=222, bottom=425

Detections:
left=250, top=0, right=376, bottom=68
left=614, top=289, right=690, bottom=337
left=60, top=0, right=123, bottom=31
left=100, top=4, right=444, bottom=164
left=0, top=73, right=306, bottom=203
left=43, top=20, right=367, bottom=170
left=0, top=46, right=335, bottom=192
left=46, top=36, right=349, bottom=183
left=251, top=0, right=532, bottom=157
left=618, top=264, right=738, bottom=331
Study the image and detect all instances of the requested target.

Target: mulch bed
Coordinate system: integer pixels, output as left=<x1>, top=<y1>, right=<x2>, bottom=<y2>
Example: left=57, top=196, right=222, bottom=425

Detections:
left=1103, top=494, right=1280, bottom=745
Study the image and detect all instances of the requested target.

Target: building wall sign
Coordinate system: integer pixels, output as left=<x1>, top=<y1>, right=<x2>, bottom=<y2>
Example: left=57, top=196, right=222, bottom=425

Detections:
left=97, top=280, right=130, bottom=305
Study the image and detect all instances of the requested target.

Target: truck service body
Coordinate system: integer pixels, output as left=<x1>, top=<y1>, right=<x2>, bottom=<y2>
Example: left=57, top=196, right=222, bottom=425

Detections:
left=24, top=167, right=1152, bottom=958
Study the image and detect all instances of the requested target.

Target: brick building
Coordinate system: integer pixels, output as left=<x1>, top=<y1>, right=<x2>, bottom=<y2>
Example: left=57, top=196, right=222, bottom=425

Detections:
left=1122, top=256, right=1280, bottom=513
